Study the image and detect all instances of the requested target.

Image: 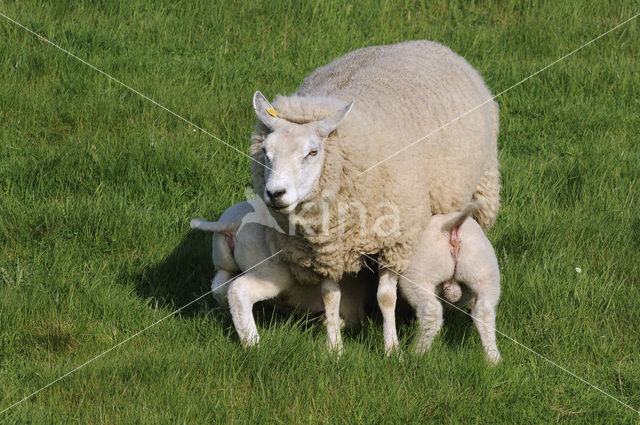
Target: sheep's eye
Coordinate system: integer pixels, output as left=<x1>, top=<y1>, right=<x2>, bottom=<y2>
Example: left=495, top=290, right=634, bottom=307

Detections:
left=307, top=149, right=318, bottom=157
left=262, top=149, right=273, bottom=164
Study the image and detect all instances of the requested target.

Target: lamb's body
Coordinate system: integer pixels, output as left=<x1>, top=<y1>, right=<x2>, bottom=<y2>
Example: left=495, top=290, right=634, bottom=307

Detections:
left=398, top=202, right=501, bottom=364
left=251, top=40, right=499, bottom=285
left=191, top=202, right=375, bottom=347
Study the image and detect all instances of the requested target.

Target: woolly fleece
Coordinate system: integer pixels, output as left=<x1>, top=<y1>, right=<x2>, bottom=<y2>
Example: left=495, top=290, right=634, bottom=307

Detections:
left=251, top=40, right=500, bottom=284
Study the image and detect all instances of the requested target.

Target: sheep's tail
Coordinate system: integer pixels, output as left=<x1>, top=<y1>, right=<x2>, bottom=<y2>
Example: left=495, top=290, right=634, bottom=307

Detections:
left=190, top=218, right=242, bottom=233
left=472, top=157, right=500, bottom=230
left=440, top=200, right=482, bottom=233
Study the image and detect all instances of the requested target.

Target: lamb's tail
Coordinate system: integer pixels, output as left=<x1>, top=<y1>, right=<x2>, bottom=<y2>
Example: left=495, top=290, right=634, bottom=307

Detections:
left=439, top=201, right=483, bottom=306
left=190, top=218, right=242, bottom=233
left=440, top=200, right=482, bottom=233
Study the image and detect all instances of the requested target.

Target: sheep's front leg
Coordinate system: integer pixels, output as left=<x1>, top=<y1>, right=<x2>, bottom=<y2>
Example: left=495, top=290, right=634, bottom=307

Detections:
left=227, top=263, right=294, bottom=347
left=321, top=279, right=344, bottom=355
left=378, top=268, right=399, bottom=355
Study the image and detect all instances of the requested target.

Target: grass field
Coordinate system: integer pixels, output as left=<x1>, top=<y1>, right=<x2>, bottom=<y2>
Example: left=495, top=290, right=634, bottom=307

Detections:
left=1, top=0, right=639, bottom=423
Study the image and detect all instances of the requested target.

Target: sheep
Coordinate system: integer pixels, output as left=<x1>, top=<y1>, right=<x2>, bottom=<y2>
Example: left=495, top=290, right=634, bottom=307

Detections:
left=247, top=40, right=500, bottom=354
left=190, top=201, right=375, bottom=352
left=397, top=201, right=501, bottom=364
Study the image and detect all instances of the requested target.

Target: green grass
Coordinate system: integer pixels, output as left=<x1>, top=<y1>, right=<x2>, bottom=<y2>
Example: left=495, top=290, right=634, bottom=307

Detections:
left=1, top=0, right=639, bottom=423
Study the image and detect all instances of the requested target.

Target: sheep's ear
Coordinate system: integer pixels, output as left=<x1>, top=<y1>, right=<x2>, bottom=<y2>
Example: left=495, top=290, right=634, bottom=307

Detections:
left=253, top=91, right=280, bottom=131
left=314, top=100, right=354, bottom=139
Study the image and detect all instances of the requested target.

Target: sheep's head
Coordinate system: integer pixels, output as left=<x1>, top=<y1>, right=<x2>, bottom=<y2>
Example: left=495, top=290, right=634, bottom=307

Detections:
left=253, top=91, right=353, bottom=214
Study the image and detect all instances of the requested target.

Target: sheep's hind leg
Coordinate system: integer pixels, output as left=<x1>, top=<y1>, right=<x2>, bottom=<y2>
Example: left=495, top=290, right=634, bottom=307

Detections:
left=321, top=279, right=344, bottom=355
left=227, top=263, right=294, bottom=347
left=378, top=268, right=399, bottom=356
left=470, top=286, right=501, bottom=364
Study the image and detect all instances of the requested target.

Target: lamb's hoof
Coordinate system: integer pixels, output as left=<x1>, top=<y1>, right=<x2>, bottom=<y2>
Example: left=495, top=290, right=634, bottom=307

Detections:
left=211, top=285, right=229, bottom=309
left=212, top=296, right=229, bottom=309
left=240, top=334, right=260, bottom=348
left=413, top=339, right=432, bottom=355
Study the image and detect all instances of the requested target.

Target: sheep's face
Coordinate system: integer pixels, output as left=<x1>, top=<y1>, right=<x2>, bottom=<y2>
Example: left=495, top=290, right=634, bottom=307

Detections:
left=260, top=124, right=327, bottom=213
left=253, top=91, right=353, bottom=214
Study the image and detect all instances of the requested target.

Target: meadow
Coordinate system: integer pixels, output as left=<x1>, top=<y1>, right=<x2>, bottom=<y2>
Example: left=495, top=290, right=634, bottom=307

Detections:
left=1, top=0, right=639, bottom=423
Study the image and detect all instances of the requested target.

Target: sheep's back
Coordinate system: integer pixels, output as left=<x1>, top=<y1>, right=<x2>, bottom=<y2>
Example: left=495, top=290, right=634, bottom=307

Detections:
left=298, top=41, right=496, bottom=194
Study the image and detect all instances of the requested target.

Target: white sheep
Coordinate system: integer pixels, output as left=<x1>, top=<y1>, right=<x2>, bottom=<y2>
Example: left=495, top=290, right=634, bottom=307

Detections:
left=247, top=40, right=500, bottom=354
left=398, top=201, right=501, bottom=364
left=190, top=201, right=374, bottom=352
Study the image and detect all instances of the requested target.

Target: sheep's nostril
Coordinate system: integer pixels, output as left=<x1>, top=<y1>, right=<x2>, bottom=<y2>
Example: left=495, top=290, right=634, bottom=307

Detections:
left=266, top=189, right=286, bottom=202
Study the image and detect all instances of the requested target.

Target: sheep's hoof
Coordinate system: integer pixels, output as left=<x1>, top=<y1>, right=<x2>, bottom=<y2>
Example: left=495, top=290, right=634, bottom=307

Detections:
left=385, top=347, right=403, bottom=361
left=326, top=340, right=344, bottom=356
left=384, top=342, right=400, bottom=357
left=486, top=350, right=501, bottom=365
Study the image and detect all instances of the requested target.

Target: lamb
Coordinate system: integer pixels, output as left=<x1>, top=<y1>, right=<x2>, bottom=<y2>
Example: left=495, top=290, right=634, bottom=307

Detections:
left=397, top=201, right=501, bottom=364
left=190, top=201, right=375, bottom=351
left=247, top=40, right=500, bottom=354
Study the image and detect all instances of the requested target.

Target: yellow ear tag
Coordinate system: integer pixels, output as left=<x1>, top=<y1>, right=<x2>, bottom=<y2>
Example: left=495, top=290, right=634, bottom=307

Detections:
left=266, top=108, right=278, bottom=117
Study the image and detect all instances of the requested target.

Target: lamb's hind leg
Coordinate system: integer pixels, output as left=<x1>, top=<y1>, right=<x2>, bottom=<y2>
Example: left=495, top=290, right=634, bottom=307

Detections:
left=227, top=262, right=294, bottom=347
left=399, top=279, right=443, bottom=355
left=378, top=268, right=399, bottom=356
left=414, top=286, right=443, bottom=354
left=211, top=269, right=234, bottom=308
left=470, top=283, right=501, bottom=364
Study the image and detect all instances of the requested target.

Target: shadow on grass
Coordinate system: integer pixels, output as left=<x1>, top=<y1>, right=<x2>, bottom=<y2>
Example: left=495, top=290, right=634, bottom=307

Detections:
left=124, top=230, right=375, bottom=333
left=440, top=308, right=474, bottom=349
left=126, top=229, right=216, bottom=317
